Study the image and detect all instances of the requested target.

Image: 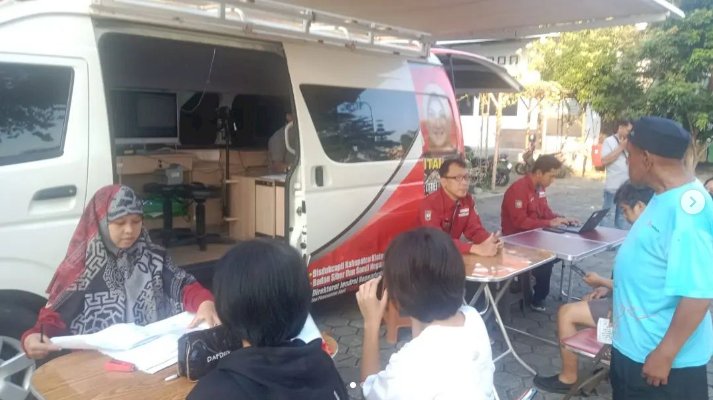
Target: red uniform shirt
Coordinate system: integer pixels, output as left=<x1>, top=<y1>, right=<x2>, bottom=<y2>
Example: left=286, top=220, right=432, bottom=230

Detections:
left=501, top=175, right=559, bottom=235
left=419, top=187, right=491, bottom=254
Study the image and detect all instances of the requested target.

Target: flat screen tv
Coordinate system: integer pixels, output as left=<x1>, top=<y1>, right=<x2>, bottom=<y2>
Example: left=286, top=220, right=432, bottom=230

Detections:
left=111, top=90, right=179, bottom=145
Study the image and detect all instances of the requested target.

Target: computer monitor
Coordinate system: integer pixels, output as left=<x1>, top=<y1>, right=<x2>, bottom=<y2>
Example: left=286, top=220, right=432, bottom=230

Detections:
left=111, top=90, right=179, bottom=145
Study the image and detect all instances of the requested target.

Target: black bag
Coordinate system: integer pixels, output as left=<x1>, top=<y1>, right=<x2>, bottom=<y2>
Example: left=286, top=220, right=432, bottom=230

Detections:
left=177, top=325, right=242, bottom=381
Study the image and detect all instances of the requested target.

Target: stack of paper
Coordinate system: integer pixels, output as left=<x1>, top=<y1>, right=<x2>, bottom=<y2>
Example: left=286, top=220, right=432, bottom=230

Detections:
left=51, top=312, right=208, bottom=373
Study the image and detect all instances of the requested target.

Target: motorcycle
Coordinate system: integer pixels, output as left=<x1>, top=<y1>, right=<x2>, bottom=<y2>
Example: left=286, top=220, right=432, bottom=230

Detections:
left=470, top=154, right=512, bottom=187
left=515, top=147, right=536, bottom=175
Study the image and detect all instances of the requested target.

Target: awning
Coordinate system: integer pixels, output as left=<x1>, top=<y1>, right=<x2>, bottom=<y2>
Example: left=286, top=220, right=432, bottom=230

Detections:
left=432, top=48, right=523, bottom=93
left=283, top=0, right=683, bottom=41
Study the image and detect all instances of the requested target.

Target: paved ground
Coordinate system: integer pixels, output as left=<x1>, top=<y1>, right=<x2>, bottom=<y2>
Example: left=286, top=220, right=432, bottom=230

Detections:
left=311, top=172, right=713, bottom=400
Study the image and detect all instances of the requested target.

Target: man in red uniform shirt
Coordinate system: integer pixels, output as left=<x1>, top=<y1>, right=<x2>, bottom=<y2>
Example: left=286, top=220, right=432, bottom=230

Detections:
left=501, top=155, right=577, bottom=311
left=420, top=158, right=501, bottom=256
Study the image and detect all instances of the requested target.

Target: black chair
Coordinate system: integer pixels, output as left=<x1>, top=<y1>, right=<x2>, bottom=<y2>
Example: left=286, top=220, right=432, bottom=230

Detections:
left=143, top=182, right=232, bottom=251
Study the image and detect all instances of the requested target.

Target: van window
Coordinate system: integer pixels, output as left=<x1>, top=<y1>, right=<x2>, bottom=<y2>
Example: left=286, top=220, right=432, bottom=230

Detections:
left=0, top=63, right=73, bottom=165
left=300, top=85, right=419, bottom=163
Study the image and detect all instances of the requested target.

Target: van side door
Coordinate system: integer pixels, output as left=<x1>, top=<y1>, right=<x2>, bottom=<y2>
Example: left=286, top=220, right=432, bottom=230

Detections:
left=283, top=43, right=428, bottom=300
left=0, top=56, right=89, bottom=296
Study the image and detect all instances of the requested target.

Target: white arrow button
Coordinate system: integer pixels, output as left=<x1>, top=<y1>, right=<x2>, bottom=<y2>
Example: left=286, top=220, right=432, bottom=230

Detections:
left=681, top=190, right=705, bottom=215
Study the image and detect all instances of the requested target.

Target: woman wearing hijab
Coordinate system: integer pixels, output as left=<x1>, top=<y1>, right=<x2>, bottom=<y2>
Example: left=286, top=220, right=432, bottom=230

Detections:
left=22, top=185, right=219, bottom=359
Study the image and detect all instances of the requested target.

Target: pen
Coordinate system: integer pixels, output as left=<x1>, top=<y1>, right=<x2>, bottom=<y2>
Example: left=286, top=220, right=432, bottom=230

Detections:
left=164, top=374, right=179, bottom=382
left=40, top=324, right=44, bottom=343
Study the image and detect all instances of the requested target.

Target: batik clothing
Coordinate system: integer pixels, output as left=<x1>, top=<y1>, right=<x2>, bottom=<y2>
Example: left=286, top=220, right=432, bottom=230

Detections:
left=22, top=185, right=212, bottom=346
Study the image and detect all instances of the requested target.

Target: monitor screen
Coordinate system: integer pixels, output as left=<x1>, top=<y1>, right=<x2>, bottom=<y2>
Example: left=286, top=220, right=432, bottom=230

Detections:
left=111, top=90, right=178, bottom=145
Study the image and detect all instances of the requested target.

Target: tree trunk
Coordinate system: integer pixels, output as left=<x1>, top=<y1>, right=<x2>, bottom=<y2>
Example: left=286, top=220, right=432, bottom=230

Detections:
left=491, top=93, right=503, bottom=190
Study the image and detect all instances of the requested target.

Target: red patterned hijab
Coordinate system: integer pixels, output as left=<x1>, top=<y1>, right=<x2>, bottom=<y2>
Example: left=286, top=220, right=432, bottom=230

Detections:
left=46, top=185, right=193, bottom=334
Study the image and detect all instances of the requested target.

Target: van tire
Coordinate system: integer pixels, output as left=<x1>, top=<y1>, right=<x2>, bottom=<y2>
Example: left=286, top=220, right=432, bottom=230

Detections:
left=0, top=303, right=40, bottom=400
left=0, top=292, right=45, bottom=340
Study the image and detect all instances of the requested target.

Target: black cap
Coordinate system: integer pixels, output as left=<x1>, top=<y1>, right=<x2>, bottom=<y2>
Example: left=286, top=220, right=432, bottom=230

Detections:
left=630, top=117, right=690, bottom=159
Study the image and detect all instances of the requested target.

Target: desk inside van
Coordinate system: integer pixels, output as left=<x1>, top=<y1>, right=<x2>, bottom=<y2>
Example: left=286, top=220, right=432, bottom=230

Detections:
left=116, top=150, right=269, bottom=233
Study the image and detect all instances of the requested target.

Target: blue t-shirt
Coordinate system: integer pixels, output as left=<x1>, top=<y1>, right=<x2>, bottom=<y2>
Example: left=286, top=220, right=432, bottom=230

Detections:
left=613, top=180, right=713, bottom=368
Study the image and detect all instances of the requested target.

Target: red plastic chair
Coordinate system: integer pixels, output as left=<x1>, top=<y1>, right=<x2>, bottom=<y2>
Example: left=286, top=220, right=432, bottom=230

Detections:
left=560, top=327, right=611, bottom=399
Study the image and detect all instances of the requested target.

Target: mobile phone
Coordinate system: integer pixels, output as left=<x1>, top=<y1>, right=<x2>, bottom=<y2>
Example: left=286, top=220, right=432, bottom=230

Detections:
left=543, top=227, right=565, bottom=233
left=570, top=264, right=586, bottom=277
left=376, top=277, right=385, bottom=300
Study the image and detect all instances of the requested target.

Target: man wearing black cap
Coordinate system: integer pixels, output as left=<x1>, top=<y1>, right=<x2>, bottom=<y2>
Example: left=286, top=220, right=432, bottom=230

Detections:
left=610, top=117, right=713, bottom=399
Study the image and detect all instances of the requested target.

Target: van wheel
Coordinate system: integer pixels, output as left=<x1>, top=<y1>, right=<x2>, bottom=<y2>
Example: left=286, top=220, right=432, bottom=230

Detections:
left=0, top=336, right=35, bottom=400
left=0, top=304, right=39, bottom=400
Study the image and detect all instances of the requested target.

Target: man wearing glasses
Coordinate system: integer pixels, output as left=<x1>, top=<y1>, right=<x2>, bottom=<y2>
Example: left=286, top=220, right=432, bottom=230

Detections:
left=419, top=158, right=501, bottom=257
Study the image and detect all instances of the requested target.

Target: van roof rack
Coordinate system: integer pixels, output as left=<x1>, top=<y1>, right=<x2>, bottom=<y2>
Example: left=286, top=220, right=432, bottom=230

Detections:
left=90, top=0, right=432, bottom=57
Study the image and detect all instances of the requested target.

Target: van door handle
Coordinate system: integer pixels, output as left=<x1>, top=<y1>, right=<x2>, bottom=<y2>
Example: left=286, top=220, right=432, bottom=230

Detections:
left=33, top=185, right=77, bottom=201
left=315, top=166, right=324, bottom=187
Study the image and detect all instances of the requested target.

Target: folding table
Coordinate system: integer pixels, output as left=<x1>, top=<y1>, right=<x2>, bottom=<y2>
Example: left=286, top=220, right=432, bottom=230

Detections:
left=464, top=243, right=555, bottom=374
left=502, top=227, right=628, bottom=302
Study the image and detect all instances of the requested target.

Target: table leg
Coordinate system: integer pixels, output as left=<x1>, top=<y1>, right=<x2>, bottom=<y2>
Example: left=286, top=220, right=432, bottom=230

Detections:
left=567, top=263, right=574, bottom=303
left=559, top=261, right=566, bottom=301
left=484, top=285, right=536, bottom=375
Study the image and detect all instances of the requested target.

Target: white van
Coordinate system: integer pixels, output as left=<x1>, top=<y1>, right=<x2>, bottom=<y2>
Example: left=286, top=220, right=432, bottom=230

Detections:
left=0, top=0, right=682, bottom=397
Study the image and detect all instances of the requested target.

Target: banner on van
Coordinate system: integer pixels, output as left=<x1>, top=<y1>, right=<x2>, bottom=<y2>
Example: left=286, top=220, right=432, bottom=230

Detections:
left=409, top=63, right=463, bottom=195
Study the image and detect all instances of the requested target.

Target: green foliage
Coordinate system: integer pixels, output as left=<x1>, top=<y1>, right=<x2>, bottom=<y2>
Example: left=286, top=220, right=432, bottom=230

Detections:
left=638, top=7, right=713, bottom=140
left=528, top=5, right=713, bottom=144
left=528, top=27, right=643, bottom=122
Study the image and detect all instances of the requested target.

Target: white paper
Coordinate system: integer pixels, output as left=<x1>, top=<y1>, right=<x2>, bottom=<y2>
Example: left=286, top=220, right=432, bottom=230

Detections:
left=294, top=314, right=321, bottom=344
left=51, top=312, right=209, bottom=374
left=597, top=318, right=613, bottom=345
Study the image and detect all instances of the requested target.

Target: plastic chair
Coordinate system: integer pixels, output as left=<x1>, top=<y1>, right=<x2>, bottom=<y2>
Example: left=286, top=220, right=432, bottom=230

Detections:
left=383, top=301, right=411, bottom=344
left=560, top=327, right=611, bottom=399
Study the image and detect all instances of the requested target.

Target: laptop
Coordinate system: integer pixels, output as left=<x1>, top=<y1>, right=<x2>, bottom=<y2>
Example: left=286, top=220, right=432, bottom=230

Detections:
left=561, top=208, right=610, bottom=233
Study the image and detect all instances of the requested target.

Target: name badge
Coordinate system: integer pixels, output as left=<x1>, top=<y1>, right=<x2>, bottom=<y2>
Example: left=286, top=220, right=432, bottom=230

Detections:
left=458, top=208, right=470, bottom=217
left=538, top=191, right=546, bottom=198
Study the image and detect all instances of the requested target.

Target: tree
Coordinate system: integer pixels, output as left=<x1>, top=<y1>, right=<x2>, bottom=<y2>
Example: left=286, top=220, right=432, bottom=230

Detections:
left=636, top=5, right=713, bottom=166
left=527, top=27, right=643, bottom=123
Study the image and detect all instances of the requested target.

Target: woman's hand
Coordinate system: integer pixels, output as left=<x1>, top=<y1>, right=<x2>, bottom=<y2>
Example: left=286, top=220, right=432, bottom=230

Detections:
left=356, top=277, right=388, bottom=331
left=189, top=300, right=221, bottom=328
left=23, top=333, right=62, bottom=360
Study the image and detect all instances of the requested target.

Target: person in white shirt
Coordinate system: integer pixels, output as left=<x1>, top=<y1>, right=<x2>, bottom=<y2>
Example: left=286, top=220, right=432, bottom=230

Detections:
left=356, top=227, right=495, bottom=400
left=600, top=119, right=633, bottom=229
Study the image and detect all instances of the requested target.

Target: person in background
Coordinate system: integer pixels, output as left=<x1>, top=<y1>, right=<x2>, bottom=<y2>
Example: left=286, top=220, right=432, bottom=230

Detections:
left=188, top=239, right=348, bottom=399
left=419, top=158, right=502, bottom=257
left=501, top=155, right=578, bottom=312
left=611, top=116, right=713, bottom=400
left=704, top=177, right=713, bottom=198
left=533, top=182, right=654, bottom=394
left=601, top=119, right=633, bottom=229
left=268, top=112, right=298, bottom=173
left=357, top=227, right=495, bottom=399
left=22, top=185, right=218, bottom=360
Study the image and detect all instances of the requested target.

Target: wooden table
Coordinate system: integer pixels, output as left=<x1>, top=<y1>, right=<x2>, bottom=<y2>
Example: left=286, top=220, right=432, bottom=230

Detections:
left=32, top=334, right=339, bottom=400
left=32, top=351, right=194, bottom=400
left=464, top=243, right=556, bottom=375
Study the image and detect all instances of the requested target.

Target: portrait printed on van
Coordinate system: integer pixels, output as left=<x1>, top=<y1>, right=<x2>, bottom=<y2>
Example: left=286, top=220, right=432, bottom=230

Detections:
left=421, top=85, right=456, bottom=155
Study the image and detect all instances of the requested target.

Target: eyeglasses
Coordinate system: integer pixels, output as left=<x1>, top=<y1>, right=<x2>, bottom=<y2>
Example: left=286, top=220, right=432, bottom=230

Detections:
left=444, top=175, right=469, bottom=183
